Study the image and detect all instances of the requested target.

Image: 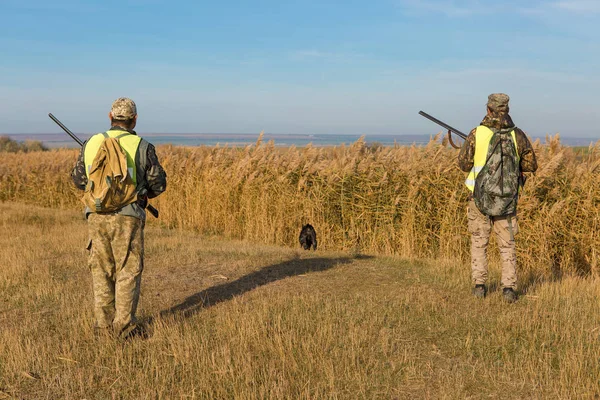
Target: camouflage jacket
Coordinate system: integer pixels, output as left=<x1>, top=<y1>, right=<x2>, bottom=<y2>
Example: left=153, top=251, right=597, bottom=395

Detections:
left=457, top=114, right=538, bottom=173
left=71, top=126, right=167, bottom=219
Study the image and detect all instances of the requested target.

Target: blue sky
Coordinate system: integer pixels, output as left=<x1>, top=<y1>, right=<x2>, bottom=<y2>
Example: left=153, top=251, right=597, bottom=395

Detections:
left=1, top=0, right=599, bottom=137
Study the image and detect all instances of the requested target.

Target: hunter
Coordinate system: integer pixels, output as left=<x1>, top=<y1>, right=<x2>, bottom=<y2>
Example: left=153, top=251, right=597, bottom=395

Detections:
left=71, top=98, right=167, bottom=338
left=458, top=93, right=537, bottom=303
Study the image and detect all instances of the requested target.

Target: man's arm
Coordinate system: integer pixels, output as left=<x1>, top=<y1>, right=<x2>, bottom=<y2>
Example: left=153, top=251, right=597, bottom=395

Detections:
left=457, top=128, right=476, bottom=172
left=145, top=144, right=167, bottom=199
left=515, top=128, right=538, bottom=173
left=71, top=146, right=87, bottom=190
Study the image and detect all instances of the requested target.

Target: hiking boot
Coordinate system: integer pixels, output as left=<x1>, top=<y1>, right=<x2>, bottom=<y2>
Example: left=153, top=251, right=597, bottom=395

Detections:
left=119, top=323, right=149, bottom=341
left=503, top=288, right=518, bottom=303
left=472, top=284, right=487, bottom=299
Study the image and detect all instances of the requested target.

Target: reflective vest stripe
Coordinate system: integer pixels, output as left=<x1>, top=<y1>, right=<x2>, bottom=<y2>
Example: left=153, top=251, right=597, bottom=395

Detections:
left=465, top=126, right=518, bottom=192
left=84, top=130, right=142, bottom=185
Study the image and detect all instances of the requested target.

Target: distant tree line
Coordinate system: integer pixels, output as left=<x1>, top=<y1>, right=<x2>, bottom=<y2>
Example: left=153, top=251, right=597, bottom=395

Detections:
left=0, top=135, right=48, bottom=153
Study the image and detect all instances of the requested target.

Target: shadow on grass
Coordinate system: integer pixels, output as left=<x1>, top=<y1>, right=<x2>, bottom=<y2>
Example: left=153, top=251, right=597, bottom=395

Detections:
left=154, top=255, right=369, bottom=321
left=518, top=247, right=591, bottom=295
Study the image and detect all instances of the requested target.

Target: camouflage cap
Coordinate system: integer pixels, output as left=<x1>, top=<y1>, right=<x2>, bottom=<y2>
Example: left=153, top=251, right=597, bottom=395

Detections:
left=487, top=93, right=510, bottom=112
left=110, top=97, right=137, bottom=120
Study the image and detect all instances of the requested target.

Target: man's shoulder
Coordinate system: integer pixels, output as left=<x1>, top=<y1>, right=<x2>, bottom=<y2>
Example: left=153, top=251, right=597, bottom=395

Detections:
left=513, top=127, right=535, bottom=149
left=473, top=125, right=493, bottom=135
left=84, top=132, right=108, bottom=147
left=513, top=127, right=531, bottom=143
left=90, top=132, right=107, bottom=139
left=465, top=128, right=477, bottom=143
left=513, top=127, right=527, bottom=136
left=137, top=138, right=156, bottom=151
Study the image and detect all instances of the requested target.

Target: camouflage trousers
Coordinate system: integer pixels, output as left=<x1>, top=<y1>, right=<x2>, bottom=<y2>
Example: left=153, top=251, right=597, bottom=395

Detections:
left=87, top=213, right=144, bottom=335
left=467, top=200, right=519, bottom=289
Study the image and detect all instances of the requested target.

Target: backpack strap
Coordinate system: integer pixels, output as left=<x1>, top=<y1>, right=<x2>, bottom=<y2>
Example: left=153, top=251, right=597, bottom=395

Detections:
left=102, top=131, right=130, bottom=140
left=134, top=139, right=149, bottom=192
left=507, top=215, right=515, bottom=242
left=115, top=133, right=130, bottom=140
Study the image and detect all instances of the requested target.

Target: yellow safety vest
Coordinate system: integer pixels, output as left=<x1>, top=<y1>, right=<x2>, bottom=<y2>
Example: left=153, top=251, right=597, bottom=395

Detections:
left=84, top=130, right=142, bottom=185
left=465, top=126, right=518, bottom=192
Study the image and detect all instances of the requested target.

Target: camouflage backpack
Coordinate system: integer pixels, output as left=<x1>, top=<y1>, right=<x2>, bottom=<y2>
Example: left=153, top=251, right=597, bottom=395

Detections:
left=473, top=128, right=520, bottom=217
left=83, top=133, right=138, bottom=213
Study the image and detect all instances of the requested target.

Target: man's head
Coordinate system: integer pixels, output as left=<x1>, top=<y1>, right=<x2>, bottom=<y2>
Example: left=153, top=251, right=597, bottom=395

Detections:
left=486, top=93, right=510, bottom=115
left=481, top=93, right=515, bottom=129
left=109, top=97, right=137, bottom=130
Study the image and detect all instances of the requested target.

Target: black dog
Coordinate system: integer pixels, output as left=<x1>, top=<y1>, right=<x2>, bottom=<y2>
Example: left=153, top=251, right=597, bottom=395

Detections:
left=299, top=224, right=317, bottom=250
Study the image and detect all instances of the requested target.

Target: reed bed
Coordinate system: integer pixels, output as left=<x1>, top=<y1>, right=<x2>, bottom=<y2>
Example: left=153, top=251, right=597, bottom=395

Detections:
left=1, top=134, right=599, bottom=284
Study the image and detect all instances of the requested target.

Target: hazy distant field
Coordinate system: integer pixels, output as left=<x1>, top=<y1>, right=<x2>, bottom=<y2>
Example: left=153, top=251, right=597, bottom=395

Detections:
left=6, top=132, right=600, bottom=148
left=1, top=136, right=600, bottom=398
left=6, top=132, right=437, bottom=149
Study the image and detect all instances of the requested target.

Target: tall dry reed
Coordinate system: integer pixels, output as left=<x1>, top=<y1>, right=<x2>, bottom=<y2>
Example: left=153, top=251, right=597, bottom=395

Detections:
left=1, top=135, right=599, bottom=282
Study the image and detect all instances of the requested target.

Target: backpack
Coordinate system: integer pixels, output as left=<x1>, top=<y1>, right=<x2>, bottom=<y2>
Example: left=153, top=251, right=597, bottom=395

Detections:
left=473, top=128, right=520, bottom=217
left=83, top=133, right=138, bottom=213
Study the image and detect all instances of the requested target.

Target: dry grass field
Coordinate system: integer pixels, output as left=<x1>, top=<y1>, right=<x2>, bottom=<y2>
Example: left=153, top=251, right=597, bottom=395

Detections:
left=1, top=202, right=600, bottom=399
left=1, top=136, right=600, bottom=398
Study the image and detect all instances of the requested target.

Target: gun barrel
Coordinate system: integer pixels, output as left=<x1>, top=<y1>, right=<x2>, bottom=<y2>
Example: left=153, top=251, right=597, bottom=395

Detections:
left=48, top=113, right=84, bottom=146
left=418, top=111, right=468, bottom=140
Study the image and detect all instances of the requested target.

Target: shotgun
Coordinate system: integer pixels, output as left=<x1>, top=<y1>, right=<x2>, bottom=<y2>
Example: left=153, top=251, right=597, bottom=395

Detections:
left=418, top=111, right=467, bottom=149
